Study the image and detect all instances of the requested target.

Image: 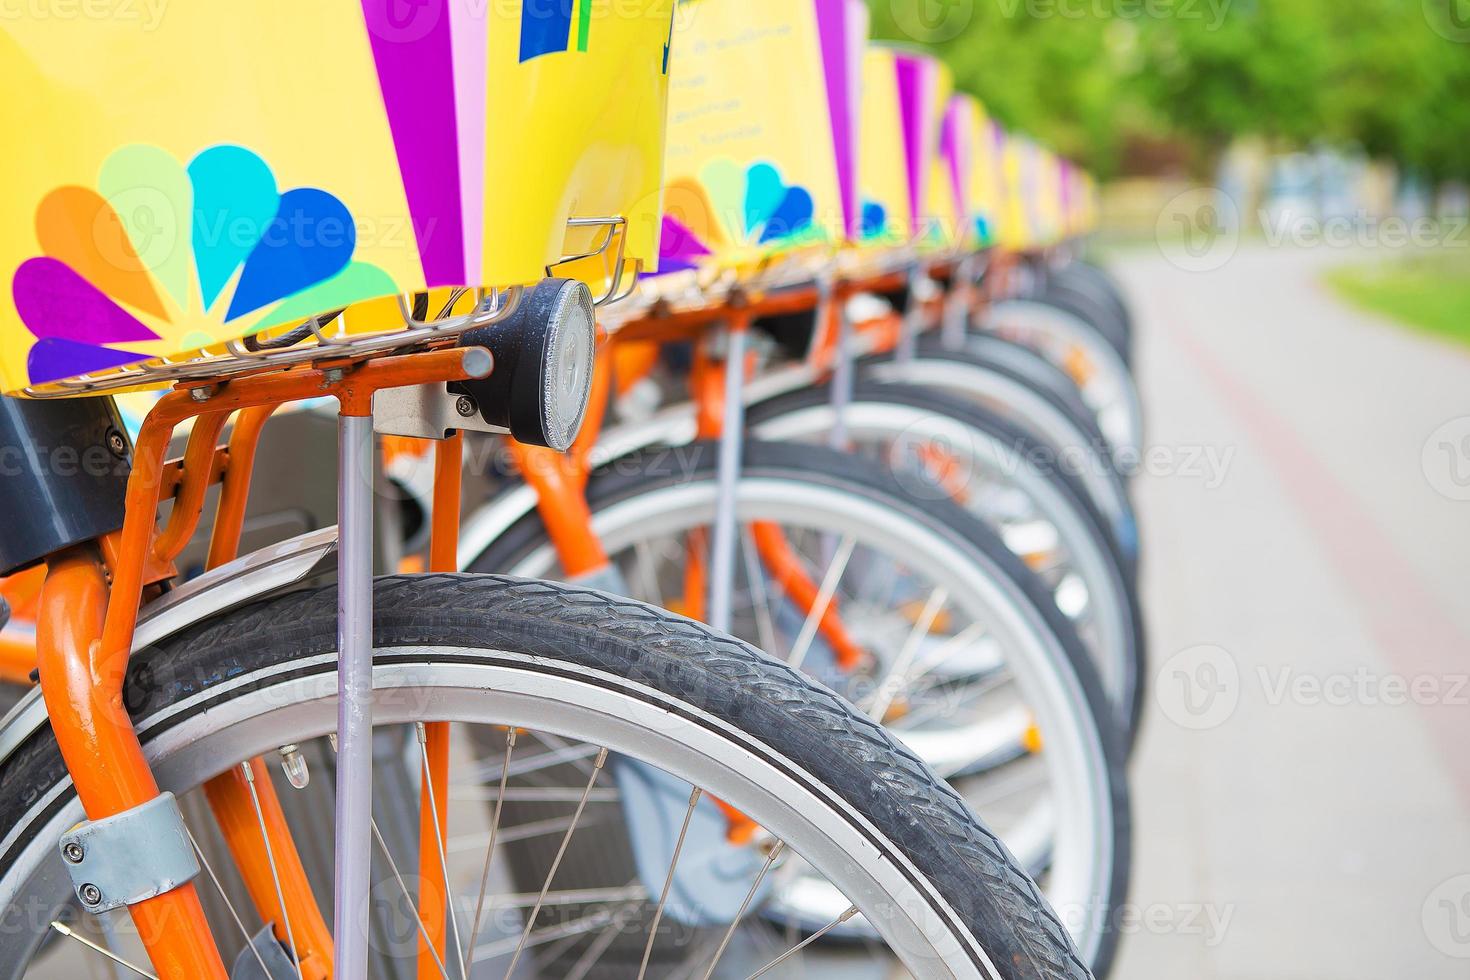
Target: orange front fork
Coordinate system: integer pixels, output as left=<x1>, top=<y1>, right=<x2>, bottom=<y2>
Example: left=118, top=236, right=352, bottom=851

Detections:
left=37, top=560, right=228, bottom=979
left=416, top=433, right=462, bottom=979
left=35, top=349, right=483, bottom=980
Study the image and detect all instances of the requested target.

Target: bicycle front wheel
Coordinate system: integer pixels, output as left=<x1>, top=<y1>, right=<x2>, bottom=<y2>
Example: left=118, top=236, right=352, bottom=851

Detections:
left=0, top=574, right=1091, bottom=980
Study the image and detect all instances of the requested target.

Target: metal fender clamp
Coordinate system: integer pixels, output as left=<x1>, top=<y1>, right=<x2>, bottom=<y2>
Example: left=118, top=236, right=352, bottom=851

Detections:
left=58, top=792, right=200, bottom=914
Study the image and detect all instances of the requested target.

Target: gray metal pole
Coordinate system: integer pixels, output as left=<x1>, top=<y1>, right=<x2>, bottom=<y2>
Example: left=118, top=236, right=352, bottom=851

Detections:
left=334, top=412, right=375, bottom=977
left=707, top=321, right=748, bottom=635
left=895, top=262, right=924, bottom=363
left=942, top=254, right=976, bottom=351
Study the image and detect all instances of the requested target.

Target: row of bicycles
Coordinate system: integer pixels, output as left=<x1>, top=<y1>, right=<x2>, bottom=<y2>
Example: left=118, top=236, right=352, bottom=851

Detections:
left=0, top=1, right=1143, bottom=977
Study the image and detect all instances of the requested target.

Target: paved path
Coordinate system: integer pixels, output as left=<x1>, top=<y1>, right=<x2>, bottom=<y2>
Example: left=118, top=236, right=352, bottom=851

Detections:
left=1111, top=244, right=1470, bottom=978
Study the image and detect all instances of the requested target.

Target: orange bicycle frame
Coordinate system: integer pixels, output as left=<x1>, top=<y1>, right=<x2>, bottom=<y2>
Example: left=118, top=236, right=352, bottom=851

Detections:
left=35, top=347, right=487, bottom=979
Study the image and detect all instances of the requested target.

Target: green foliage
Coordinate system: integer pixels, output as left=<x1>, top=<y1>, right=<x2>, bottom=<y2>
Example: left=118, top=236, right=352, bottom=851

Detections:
left=869, top=0, right=1470, bottom=181
left=1327, top=249, right=1470, bottom=347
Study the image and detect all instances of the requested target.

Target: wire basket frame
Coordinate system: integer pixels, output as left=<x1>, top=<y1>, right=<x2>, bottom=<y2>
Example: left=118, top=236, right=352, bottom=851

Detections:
left=18, top=216, right=636, bottom=399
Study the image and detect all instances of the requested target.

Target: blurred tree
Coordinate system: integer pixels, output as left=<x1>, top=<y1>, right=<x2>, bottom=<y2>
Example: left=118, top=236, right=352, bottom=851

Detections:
left=1131, top=0, right=1331, bottom=166
left=869, top=0, right=1470, bottom=185
left=867, top=1, right=1146, bottom=176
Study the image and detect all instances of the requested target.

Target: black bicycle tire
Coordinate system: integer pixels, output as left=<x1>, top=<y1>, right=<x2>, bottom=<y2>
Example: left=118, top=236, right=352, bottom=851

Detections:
left=0, top=574, right=1095, bottom=979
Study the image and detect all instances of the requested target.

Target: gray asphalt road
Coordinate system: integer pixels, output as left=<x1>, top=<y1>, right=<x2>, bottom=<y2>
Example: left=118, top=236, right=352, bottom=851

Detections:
left=1110, top=243, right=1470, bottom=978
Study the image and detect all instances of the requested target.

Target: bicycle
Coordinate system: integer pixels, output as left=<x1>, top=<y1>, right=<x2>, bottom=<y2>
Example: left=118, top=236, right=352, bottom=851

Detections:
left=0, top=2, right=1093, bottom=978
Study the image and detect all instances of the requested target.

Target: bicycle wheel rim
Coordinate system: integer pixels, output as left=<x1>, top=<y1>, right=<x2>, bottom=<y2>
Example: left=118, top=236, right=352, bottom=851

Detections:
left=983, top=299, right=1144, bottom=459
left=0, top=651, right=1009, bottom=979
left=485, top=460, right=1123, bottom=966
left=747, top=394, right=1141, bottom=734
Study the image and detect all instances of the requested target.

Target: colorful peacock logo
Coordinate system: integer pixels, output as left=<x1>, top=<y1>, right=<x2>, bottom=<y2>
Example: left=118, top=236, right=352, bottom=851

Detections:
left=12, top=144, right=394, bottom=385
left=658, top=161, right=823, bottom=273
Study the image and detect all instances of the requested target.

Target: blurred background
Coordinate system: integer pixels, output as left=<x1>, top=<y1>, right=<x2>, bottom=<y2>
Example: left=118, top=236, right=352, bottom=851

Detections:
left=877, top=1, right=1470, bottom=977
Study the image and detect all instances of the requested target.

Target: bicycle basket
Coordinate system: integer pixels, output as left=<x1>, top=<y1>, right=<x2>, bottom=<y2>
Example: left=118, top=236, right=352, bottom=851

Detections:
left=0, top=1, right=676, bottom=396
left=857, top=46, right=952, bottom=253
left=652, top=0, right=869, bottom=294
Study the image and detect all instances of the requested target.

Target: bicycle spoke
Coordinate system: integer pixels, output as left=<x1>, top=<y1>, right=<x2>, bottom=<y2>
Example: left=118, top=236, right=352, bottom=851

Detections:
left=477, top=885, right=647, bottom=911
left=698, top=841, right=786, bottom=980
left=48, top=922, right=157, bottom=980
left=473, top=898, right=639, bottom=963
left=416, top=723, right=468, bottom=979
left=562, top=905, right=629, bottom=980
left=449, top=786, right=620, bottom=804
left=367, top=818, right=452, bottom=980
left=867, top=586, right=949, bottom=721
left=240, top=761, right=305, bottom=980
left=184, top=823, right=277, bottom=980
left=906, top=621, right=991, bottom=681
left=464, top=727, right=513, bottom=979
left=745, top=905, right=859, bottom=979
left=636, top=786, right=704, bottom=980
left=534, top=732, right=605, bottom=779
left=501, top=746, right=609, bottom=980
left=966, top=762, right=1050, bottom=810
left=466, top=739, right=598, bottom=784
left=449, top=813, right=617, bottom=853
left=633, top=539, right=666, bottom=606
left=787, top=535, right=856, bottom=670
left=739, top=527, right=780, bottom=655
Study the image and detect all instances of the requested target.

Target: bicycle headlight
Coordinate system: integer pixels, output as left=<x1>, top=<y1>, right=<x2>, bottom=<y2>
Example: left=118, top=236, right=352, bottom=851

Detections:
left=453, top=278, right=597, bottom=452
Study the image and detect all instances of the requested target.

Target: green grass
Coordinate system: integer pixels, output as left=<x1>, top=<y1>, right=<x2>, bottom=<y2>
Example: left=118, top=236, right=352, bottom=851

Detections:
left=1327, top=250, right=1470, bottom=348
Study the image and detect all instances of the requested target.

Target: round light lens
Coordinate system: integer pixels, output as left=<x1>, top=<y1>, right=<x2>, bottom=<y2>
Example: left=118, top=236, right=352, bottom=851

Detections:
left=540, top=280, right=596, bottom=452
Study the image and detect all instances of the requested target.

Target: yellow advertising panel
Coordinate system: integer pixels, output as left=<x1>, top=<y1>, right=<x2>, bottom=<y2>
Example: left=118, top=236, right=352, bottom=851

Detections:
left=0, top=1, right=675, bottom=395
left=942, top=95, right=1001, bottom=248
left=999, top=131, right=1042, bottom=250
left=923, top=66, right=961, bottom=250
left=1034, top=146, right=1064, bottom=245
left=658, top=0, right=869, bottom=276
left=859, top=47, right=910, bottom=246
left=858, top=46, right=948, bottom=250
